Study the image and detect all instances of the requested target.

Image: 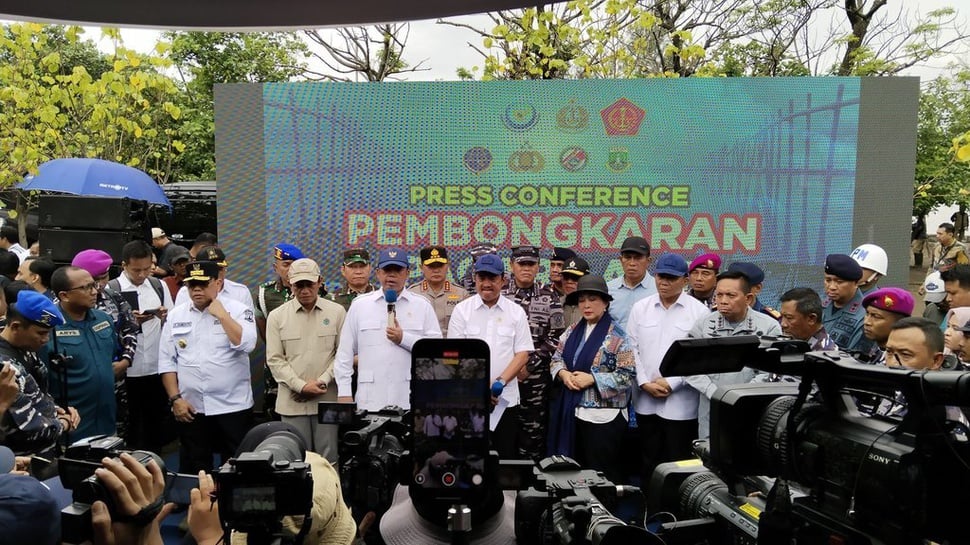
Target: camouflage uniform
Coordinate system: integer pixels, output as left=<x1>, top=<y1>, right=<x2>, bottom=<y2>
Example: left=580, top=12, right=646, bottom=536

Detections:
left=502, top=282, right=566, bottom=460
left=0, top=338, right=64, bottom=456
left=96, top=286, right=139, bottom=441
left=328, top=283, right=377, bottom=312
left=686, top=289, right=716, bottom=311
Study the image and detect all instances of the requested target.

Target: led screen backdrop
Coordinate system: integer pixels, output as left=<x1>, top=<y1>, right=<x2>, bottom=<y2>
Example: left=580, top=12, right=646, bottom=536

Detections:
left=215, top=78, right=917, bottom=304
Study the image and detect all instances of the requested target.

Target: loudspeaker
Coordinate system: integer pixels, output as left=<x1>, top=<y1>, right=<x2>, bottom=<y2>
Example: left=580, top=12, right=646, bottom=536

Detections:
left=38, top=195, right=150, bottom=232
left=38, top=229, right=146, bottom=264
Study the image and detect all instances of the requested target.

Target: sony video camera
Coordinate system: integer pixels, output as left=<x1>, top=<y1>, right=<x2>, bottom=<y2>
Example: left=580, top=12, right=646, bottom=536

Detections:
left=649, top=335, right=970, bottom=545
left=58, top=435, right=166, bottom=545
left=214, top=425, right=314, bottom=545
left=331, top=405, right=410, bottom=517
left=515, top=455, right=657, bottom=545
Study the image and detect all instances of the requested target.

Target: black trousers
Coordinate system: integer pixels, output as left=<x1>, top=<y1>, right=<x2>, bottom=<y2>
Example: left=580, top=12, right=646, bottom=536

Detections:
left=575, top=413, right=628, bottom=484
left=637, top=413, right=698, bottom=486
left=125, top=374, right=176, bottom=452
left=178, top=408, right=253, bottom=474
left=492, top=405, right=522, bottom=460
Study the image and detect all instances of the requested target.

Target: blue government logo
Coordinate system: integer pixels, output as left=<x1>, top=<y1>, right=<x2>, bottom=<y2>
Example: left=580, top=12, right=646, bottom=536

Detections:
left=607, top=147, right=631, bottom=172
left=503, top=103, right=540, bottom=132
left=463, top=147, right=493, bottom=174
left=559, top=146, right=588, bottom=172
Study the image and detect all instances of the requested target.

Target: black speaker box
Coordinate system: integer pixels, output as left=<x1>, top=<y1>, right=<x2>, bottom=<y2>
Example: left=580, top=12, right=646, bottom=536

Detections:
left=38, top=195, right=150, bottom=232
left=38, top=229, right=146, bottom=264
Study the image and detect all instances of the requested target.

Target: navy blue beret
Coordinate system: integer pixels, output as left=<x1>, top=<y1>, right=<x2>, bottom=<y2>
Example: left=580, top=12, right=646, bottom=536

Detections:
left=727, top=262, right=765, bottom=285
left=825, top=254, right=863, bottom=281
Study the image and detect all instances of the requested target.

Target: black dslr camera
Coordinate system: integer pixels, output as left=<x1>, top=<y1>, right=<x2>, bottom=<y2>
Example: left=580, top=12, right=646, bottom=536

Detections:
left=214, top=426, right=314, bottom=545
left=515, top=455, right=656, bottom=545
left=58, top=435, right=165, bottom=545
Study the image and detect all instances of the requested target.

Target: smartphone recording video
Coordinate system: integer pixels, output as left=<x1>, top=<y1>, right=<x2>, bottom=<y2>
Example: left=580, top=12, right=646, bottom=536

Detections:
left=410, top=338, right=490, bottom=505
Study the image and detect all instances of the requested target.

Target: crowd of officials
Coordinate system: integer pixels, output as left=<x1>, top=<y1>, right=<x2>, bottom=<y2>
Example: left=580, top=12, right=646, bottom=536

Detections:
left=1, top=220, right=969, bottom=544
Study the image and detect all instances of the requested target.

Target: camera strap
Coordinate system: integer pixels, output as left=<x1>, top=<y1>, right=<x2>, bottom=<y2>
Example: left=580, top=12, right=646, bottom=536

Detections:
left=113, top=495, right=165, bottom=526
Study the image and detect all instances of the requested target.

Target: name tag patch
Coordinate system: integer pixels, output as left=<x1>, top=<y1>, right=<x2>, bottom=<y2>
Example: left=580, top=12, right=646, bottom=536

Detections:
left=92, top=321, right=111, bottom=333
left=56, top=329, right=81, bottom=337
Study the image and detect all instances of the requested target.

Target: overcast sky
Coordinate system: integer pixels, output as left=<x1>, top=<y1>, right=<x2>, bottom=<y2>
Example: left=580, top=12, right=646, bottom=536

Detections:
left=91, top=0, right=965, bottom=83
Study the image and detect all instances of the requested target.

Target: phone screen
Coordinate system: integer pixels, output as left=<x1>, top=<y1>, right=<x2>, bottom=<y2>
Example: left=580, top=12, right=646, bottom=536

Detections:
left=318, top=401, right=357, bottom=425
left=410, top=338, right=490, bottom=504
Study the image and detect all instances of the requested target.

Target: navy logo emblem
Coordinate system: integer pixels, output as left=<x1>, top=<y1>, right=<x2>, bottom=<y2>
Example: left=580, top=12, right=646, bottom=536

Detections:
left=503, top=103, right=539, bottom=132
left=463, top=147, right=493, bottom=174
left=556, top=99, right=589, bottom=132
left=37, top=310, right=56, bottom=326
left=509, top=144, right=545, bottom=173
left=559, top=147, right=588, bottom=172
left=607, top=147, right=630, bottom=172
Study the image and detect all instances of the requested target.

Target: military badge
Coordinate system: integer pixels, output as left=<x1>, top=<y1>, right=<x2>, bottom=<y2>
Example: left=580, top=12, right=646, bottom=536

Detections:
left=600, top=98, right=646, bottom=136
left=556, top=99, right=589, bottom=132
left=503, top=102, right=539, bottom=132
left=509, top=144, right=545, bottom=173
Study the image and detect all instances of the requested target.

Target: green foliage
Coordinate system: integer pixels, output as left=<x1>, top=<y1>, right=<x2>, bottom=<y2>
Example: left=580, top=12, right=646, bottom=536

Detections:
left=0, top=23, right=183, bottom=188
left=165, top=32, right=309, bottom=180
left=914, top=73, right=970, bottom=216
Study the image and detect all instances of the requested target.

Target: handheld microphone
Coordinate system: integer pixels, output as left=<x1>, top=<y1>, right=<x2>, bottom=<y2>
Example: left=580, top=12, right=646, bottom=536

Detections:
left=385, top=289, right=398, bottom=328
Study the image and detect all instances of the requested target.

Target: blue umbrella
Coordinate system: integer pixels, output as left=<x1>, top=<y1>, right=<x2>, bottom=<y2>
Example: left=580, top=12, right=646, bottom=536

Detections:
left=18, top=158, right=172, bottom=208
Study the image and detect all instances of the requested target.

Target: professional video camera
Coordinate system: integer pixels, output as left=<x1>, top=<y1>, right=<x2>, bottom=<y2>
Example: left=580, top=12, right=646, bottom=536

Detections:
left=214, top=423, right=314, bottom=545
left=647, top=335, right=970, bottom=545
left=331, top=405, right=410, bottom=517
left=58, top=435, right=166, bottom=545
left=514, top=455, right=658, bottom=545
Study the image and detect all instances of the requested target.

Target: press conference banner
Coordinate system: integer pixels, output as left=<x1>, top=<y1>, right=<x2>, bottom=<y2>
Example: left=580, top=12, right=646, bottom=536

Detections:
left=215, top=78, right=917, bottom=300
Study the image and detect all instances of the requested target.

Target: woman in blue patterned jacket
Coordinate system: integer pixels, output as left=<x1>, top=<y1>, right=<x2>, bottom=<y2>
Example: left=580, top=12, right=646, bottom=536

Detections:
left=547, top=274, right=636, bottom=483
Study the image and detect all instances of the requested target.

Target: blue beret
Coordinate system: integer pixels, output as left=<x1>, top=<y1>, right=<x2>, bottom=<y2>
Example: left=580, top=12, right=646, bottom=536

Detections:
left=13, top=291, right=63, bottom=327
left=825, top=254, right=863, bottom=281
left=273, top=243, right=304, bottom=261
left=727, top=262, right=765, bottom=285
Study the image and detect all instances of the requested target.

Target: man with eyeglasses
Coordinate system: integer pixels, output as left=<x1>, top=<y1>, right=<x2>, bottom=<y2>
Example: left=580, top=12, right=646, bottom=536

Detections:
left=71, top=248, right=141, bottom=445
left=160, top=260, right=257, bottom=474
left=265, top=258, right=346, bottom=464
left=40, top=266, right=120, bottom=440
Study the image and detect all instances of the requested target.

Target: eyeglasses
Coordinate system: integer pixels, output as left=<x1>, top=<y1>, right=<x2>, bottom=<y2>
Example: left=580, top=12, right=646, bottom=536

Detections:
left=67, top=282, right=98, bottom=293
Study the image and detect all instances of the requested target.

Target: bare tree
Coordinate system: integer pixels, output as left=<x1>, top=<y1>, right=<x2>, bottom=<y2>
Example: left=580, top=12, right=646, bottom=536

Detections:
left=303, top=24, right=429, bottom=82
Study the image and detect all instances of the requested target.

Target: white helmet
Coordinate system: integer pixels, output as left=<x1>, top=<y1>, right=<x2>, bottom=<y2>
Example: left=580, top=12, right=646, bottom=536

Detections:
left=923, top=271, right=946, bottom=304
left=850, top=244, right=888, bottom=276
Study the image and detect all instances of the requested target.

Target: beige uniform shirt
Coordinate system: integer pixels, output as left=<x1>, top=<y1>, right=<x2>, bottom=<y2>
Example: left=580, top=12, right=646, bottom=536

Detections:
left=266, top=297, right=346, bottom=416
left=407, top=280, right=469, bottom=337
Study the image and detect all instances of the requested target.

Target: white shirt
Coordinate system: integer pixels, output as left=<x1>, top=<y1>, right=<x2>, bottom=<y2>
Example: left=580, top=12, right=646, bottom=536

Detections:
left=175, top=278, right=255, bottom=311
left=7, top=243, right=28, bottom=264
left=628, top=292, right=710, bottom=418
left=606, top=274, right=657, bottom=330
left=334, top=289, right=442, bottom=412
left=116, top=273, right=174, bottom=377
left=158, top=296, right=257, bottom=415
left=447, top=295, right=534, bottom=407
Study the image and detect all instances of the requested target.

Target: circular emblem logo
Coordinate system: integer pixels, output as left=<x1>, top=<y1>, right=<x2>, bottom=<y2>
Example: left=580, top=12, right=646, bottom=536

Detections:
left=503, top=103, right=539, bottom=132
left=463, top=147, right=493, bottom=174
left=559, top=146, right=588, bottom=172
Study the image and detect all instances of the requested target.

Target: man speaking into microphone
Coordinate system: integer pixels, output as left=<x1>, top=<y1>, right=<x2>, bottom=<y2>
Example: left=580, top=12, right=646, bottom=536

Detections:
left=336, top=248, right=441, bottom=411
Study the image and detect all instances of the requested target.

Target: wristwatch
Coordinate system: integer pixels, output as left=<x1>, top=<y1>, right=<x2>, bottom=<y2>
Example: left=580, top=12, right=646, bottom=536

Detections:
left=168, top=393, right=182, bottom=407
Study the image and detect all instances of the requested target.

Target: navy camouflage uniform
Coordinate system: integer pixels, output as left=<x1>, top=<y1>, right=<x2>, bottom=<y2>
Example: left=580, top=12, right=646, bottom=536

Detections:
left=0, top=338, right=64, bottom=456
left=821, top=289, right=875, bottom=355
left=503, top=282, right=566, bottom=460
left=254, top=279, right=293, bottom=420
left=96, top=286, right=139, bottom=441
